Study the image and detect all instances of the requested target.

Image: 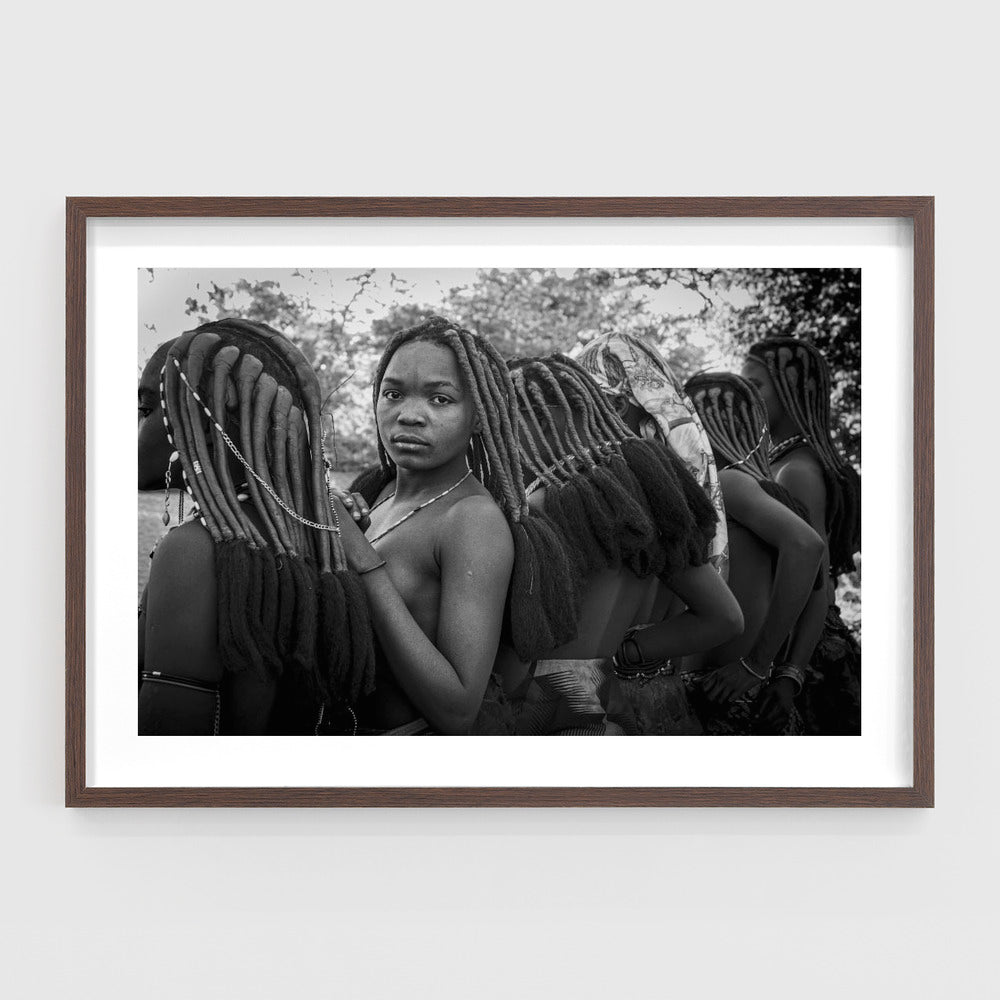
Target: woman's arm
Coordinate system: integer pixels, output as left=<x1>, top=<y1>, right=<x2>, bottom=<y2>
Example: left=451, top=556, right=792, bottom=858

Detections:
left=721, top=470, right=824, bottom=671
left=774, top=456, right=831, bottom=668
left=140, top=523, right=223, bottom=735
left=624, top=562, right=744, bottom=664
left=138, top=584, right=147, bottom=680
left=336, top=495, right=515, bottom=734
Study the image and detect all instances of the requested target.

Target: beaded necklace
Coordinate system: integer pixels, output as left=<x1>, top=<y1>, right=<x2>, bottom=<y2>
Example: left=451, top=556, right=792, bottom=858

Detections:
left=367, top=468, right=474, bottom=544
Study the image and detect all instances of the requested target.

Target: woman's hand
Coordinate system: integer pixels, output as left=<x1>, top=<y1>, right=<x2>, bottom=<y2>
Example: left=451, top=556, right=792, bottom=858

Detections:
left=752, top=676, right=798, bottom=732
left=328, top=486, right=371, bottom=531
left=328, top=495, right=382, bottom=574
left=701, top=660, right=762, bottom=705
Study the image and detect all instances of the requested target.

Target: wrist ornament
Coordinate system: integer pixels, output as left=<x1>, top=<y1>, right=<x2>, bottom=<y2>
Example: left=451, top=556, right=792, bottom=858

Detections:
left=739, top=656, right=771, bottom=682
left=771, top=663, right=805, bottom=696
left=357, top=557, right=387, bottom=576
left=613, top=631, right=672, bottom=683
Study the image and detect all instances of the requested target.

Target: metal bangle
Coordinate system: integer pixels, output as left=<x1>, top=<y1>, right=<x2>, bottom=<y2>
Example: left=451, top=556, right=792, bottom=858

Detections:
left=772, top=664, right=805, bottom=696
left=617, top=633, right=646, bottom=669
left=357, top=558, right=387, bottom=576
left=739, top=656, right=770, bottom=682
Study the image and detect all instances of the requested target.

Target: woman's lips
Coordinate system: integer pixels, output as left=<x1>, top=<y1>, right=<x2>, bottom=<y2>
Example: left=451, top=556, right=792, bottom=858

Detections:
left=391, top=436, right=430, bottom=449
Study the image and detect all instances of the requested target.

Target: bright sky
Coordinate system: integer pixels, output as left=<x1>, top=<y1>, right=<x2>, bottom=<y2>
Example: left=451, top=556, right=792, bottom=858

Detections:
left=138, top=267, right=751, bottom=369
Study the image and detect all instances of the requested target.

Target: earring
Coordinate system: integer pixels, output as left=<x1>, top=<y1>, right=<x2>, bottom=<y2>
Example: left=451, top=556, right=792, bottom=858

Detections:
left=162, top=451, right=179, bottom=526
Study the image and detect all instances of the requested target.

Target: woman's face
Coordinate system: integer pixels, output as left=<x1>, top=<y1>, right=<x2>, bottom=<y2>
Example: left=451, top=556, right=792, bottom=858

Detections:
left=376, top=340, right=477, bottom=472
left=137, top=346, right=178, bottom=490
left=740, top=358, right=784, bottom=431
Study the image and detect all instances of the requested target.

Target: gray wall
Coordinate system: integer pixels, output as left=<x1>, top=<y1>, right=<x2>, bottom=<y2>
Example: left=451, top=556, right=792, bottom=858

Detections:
left=2, top=3, right=991, bottom=997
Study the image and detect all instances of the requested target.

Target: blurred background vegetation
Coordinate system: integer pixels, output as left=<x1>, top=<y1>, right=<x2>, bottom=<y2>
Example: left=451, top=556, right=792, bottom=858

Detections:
left=144, top=266, right=860, bottom=472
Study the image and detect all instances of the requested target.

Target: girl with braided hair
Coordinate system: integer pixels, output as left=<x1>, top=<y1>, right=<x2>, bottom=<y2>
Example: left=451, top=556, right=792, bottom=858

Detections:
left=742, top=337, right=862, bottom=734
left=334, top=316, right=577, bottom=735
left=684, top=372, right=824, bottom=734
left=137, top=318, right=375, bottom=736
left=495, top=354, right=743, bottom=735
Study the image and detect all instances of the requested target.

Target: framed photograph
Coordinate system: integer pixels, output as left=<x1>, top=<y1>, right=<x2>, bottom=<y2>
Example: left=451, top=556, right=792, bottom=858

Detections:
left=66, top=197, right=933, bottom=807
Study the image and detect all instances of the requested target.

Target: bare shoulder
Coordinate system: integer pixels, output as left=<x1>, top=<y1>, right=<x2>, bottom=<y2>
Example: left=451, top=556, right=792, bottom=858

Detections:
left=775, top=450, right=827, bottom=525
left=777, top=447, right=824, bottom=479
left=718, top=467, right=761, bottom=514
left=149, top=521, right=216, bottom=593
left=776, top=450, right=825, bottom=492
left=441, top=493, right=514, bottom=559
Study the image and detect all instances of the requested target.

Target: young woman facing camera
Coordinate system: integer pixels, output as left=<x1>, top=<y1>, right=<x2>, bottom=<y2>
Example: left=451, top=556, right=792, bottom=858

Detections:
left=339, top=318, right=576, bottom=735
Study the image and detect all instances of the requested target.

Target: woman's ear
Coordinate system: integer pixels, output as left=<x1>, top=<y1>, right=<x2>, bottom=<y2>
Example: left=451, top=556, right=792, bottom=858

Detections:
left=472, top=416, right=483, bottom=434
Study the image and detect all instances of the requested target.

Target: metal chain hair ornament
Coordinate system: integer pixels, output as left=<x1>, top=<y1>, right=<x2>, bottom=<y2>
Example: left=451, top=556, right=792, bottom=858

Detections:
left=171, top=357, right=342, bottom=536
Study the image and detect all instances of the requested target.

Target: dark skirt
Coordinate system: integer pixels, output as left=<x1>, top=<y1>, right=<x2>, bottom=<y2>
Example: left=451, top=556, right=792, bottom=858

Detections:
left=799, top=603, right=862, bottom=735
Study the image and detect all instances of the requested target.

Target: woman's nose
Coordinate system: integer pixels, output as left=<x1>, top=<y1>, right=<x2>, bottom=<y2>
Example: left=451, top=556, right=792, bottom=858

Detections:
left=397, top=401, right=426, bottom=425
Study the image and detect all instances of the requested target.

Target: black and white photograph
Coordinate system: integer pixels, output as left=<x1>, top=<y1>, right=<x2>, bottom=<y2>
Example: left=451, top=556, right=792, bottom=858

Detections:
left=137, top=266, right=862, bottom=738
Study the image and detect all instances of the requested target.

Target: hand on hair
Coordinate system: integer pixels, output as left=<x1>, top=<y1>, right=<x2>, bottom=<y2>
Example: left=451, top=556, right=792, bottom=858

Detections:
left=328, top=495, right=381, bottom=573
left=700, top=660, right=761, bottom=705
left=752, top=676, right=797, bottom=732
left=329, top=486, right=371, bottom=531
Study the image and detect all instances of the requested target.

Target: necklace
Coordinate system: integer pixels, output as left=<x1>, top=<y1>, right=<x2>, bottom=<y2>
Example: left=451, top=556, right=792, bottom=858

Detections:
left=769, top=434, right=806, bottom=464
left=367, top=468, right=474, bottom=544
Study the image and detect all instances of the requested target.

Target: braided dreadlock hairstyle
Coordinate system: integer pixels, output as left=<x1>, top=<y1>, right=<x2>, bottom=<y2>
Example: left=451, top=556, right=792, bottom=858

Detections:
left=509, top=354, right=719, bottom=586
left=685, top=371, right=811, bottom=524
left=747, top=337, right=861, bottom=576
left=685, top=373, right=772, bottom=481
left=158, top=317, right=375, bottom=731
left=353, top=316, right=579, bottom=662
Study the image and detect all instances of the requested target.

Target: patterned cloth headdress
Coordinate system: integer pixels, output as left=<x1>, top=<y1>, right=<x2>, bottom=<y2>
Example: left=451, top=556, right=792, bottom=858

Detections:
left=573, top=332, right=728, bottom=579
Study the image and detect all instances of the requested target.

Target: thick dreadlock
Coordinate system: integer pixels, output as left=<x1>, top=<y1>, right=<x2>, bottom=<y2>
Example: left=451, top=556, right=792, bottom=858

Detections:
left=747, top=337, right=861, bottom=576
left=352, top=316, right=578, bottom=662
left=159, top=318, right=375, bottom=732
left=685, top=371, right=812, bottom=526
left=509, top=354, right=718, bottom=586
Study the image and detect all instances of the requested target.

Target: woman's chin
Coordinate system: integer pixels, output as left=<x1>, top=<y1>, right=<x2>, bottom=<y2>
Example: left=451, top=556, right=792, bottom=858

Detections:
left=389, top=451, right=435, bottom=471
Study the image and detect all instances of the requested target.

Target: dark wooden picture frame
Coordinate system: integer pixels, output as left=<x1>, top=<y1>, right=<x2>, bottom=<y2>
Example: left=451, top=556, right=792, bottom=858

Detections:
left=66, top=196, right=933, bottom=807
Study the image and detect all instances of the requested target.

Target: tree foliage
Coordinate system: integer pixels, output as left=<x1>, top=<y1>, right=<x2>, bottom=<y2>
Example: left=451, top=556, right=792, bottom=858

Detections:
left=599, top=268, right=861, bottom=463
left=171, top=266, right=860, bottom=470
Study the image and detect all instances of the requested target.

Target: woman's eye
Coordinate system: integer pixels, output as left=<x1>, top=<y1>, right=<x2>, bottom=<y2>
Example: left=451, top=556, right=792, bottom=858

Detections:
left=431, top=395, right=452, bottom=405
left=138, top=406, right=152, bottom=419
left=381, top=389, right=401, bottom=401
